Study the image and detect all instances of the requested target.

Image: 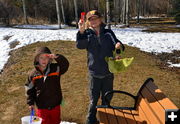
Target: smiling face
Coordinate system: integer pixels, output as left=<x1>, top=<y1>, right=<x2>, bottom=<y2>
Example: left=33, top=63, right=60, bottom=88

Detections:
left=38, top=54, right=50, bottom=69
left=88, top=16, right=102, bottom=28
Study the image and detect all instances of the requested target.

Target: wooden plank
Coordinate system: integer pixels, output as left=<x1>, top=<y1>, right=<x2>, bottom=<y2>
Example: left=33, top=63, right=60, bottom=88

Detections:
left=97, top=108, right=109, bottom=124
left=138, top=95, right=163, bottom=124
left=105, top=108, right=118, bottom=124
left=146, top=81, right=178, bottom=109
left=141, top=87, right=164, bottom=123
left=138, top=105, right=151, bottom=124
left=123, top=110, right=137, bottom=124
left=114, top=109, right=128, bottom=124
left=131, top=110, right=146, bottom=124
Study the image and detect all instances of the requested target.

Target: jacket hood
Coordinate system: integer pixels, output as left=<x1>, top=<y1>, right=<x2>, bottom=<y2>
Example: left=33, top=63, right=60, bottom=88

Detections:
left=34, top=47, right=51, bottom=66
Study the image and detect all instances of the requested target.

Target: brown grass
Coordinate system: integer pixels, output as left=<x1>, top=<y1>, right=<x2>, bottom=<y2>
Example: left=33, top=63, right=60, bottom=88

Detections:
left=130, top=17, right=180, bottom=33
left=0, top=40, right=179, bottom=124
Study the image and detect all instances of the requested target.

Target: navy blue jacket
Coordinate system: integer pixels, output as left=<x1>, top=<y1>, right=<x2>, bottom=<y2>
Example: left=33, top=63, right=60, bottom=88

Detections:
left=76, top=24, right=125, bottom=77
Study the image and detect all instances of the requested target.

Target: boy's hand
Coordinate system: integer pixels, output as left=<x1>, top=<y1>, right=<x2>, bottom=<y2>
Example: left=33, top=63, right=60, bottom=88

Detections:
left=78, top=19, right=85, bottom=34
left=45, top=54, right=58, bottom=59
left=115, top=42, right=121, bottom=49
left=29, top=105, right=34, bottom=110
left=115, top=55, right=121, bottom=60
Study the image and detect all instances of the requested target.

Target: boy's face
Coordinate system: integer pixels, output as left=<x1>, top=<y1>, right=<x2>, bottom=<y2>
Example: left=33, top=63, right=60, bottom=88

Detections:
left=38, top=54, right=50, bottom=68
left=88, top=17, right=102, bottom=28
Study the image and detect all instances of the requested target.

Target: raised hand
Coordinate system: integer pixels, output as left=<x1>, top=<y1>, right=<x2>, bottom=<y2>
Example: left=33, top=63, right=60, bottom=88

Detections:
left=78, top=19, right=85, bottom=34
left=45, top=54, right=58, bottom=59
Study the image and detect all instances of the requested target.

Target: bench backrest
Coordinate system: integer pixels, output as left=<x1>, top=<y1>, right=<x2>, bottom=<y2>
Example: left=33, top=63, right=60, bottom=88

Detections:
left=136, top=78, right=178, bottom=124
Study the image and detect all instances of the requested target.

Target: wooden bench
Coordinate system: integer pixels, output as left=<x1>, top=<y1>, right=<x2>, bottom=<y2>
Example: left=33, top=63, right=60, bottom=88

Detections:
left=97, top=78, right=178, bottom=124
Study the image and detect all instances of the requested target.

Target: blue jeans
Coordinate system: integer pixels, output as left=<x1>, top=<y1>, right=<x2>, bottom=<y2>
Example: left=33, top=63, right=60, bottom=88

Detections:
left=86, top=74, right=114, bottom=124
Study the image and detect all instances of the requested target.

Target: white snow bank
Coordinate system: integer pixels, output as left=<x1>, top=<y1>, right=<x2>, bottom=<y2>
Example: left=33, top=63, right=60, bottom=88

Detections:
left=0, top=25, right=180, bottom=71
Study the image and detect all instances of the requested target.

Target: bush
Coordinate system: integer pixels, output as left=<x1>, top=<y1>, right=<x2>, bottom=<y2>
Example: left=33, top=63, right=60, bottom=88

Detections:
left=175, top=13, right=180, bottom=24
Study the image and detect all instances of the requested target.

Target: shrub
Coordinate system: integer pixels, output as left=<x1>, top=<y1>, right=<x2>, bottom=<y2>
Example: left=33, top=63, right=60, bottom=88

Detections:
left=175, top=13, right=180, bottom=24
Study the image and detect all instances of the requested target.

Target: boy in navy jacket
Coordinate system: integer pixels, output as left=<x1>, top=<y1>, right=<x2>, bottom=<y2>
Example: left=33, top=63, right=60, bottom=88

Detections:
left=76, top=10, right=125, bottom=124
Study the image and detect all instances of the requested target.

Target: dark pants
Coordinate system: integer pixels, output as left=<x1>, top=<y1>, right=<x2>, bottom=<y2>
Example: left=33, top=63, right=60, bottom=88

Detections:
left=86, top=74, right=114, bottom=124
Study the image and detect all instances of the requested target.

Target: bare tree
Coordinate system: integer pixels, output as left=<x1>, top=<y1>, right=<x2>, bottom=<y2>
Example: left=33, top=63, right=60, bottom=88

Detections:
left=83, top=0, right=90, bottom=12
left=74, top=0, right=78, bottom=28
left=114, top=0, right=119, bottom=26
left=122, top=0, right=126, bottom=24
left=97, top=0, right=100, bottom=11
left=106, top=0, right=111, bottom=29
left=55, top=0, right=61, bottom=29
left=125, top=0, right=129, bottom=26
left=60, top=0, right=66, bottom=24
left=22, top=0, right=29, bottom=24
left=136, top=0, right=140, bottom=23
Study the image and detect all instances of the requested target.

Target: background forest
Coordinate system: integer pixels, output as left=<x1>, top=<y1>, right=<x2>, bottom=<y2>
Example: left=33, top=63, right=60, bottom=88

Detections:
left=0, top=0, right=180, bottom=26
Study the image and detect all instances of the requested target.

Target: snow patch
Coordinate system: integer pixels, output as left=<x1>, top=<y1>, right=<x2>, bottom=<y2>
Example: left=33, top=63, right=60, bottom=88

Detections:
left=0, top=25, right=180, bottom=70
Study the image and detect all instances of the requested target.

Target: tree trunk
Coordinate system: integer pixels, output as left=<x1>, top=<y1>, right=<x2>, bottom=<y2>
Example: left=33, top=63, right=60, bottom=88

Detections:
left=119, top=0, right=123, bottom=23
left=106, top=0, right=111, bottom=29
left=60, top=0, right=66, bottom=24
left=73, top=0, right=78, bottom=28
left=84, top=0, right=90, bottom=12
left=22, top=0, right=29, bottom=24
left=123, top=0, right=126, bottom=24
left=55, top=0, right=61, bottom=29
left=97, top=0, right=100, bottom=11
left=125, top=0, right=129, bottom=26
left=114, top=0, right=119, bottom=26
left=136, top=0, right=140, bottom=23
left=34, top=0, right=39, bottom=24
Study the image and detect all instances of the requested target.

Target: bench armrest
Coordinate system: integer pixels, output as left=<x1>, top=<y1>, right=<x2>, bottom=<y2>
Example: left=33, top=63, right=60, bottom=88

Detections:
left=98, top=90, right=137, bottom=110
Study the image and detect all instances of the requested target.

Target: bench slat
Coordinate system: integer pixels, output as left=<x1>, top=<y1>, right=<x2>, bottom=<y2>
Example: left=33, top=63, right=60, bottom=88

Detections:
left=138, top=105, right=151, bottom=124
left=105, top=108, right=119, bottom=124
left=114, top=109, right=128, bottom=124
left=146, top=81, right=178, bottom=109
left=141, top=87, right=164, bottom=123
left=123, top=110, right=137, bottom=124
left=138, top=95, right=163, bottom=124
left=138, top=106, right=151, bottom=124
left=131, top=110, right=146, bottom=124
left=97, top=108, right=109, bottom=124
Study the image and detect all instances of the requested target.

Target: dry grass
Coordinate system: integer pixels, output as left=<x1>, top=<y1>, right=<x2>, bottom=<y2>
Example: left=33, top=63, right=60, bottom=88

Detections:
left=0, top=40, right=179, bottom=124
left=130, top=17, right=180, bottom=33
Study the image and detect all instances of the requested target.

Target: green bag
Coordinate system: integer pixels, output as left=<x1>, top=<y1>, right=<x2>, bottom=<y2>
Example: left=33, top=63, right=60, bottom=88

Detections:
left=105, top=50, right=134, bottom=73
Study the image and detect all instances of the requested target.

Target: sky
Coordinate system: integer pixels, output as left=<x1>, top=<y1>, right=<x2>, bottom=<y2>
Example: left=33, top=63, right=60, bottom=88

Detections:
left=0, top=25, right=180, bottom=72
